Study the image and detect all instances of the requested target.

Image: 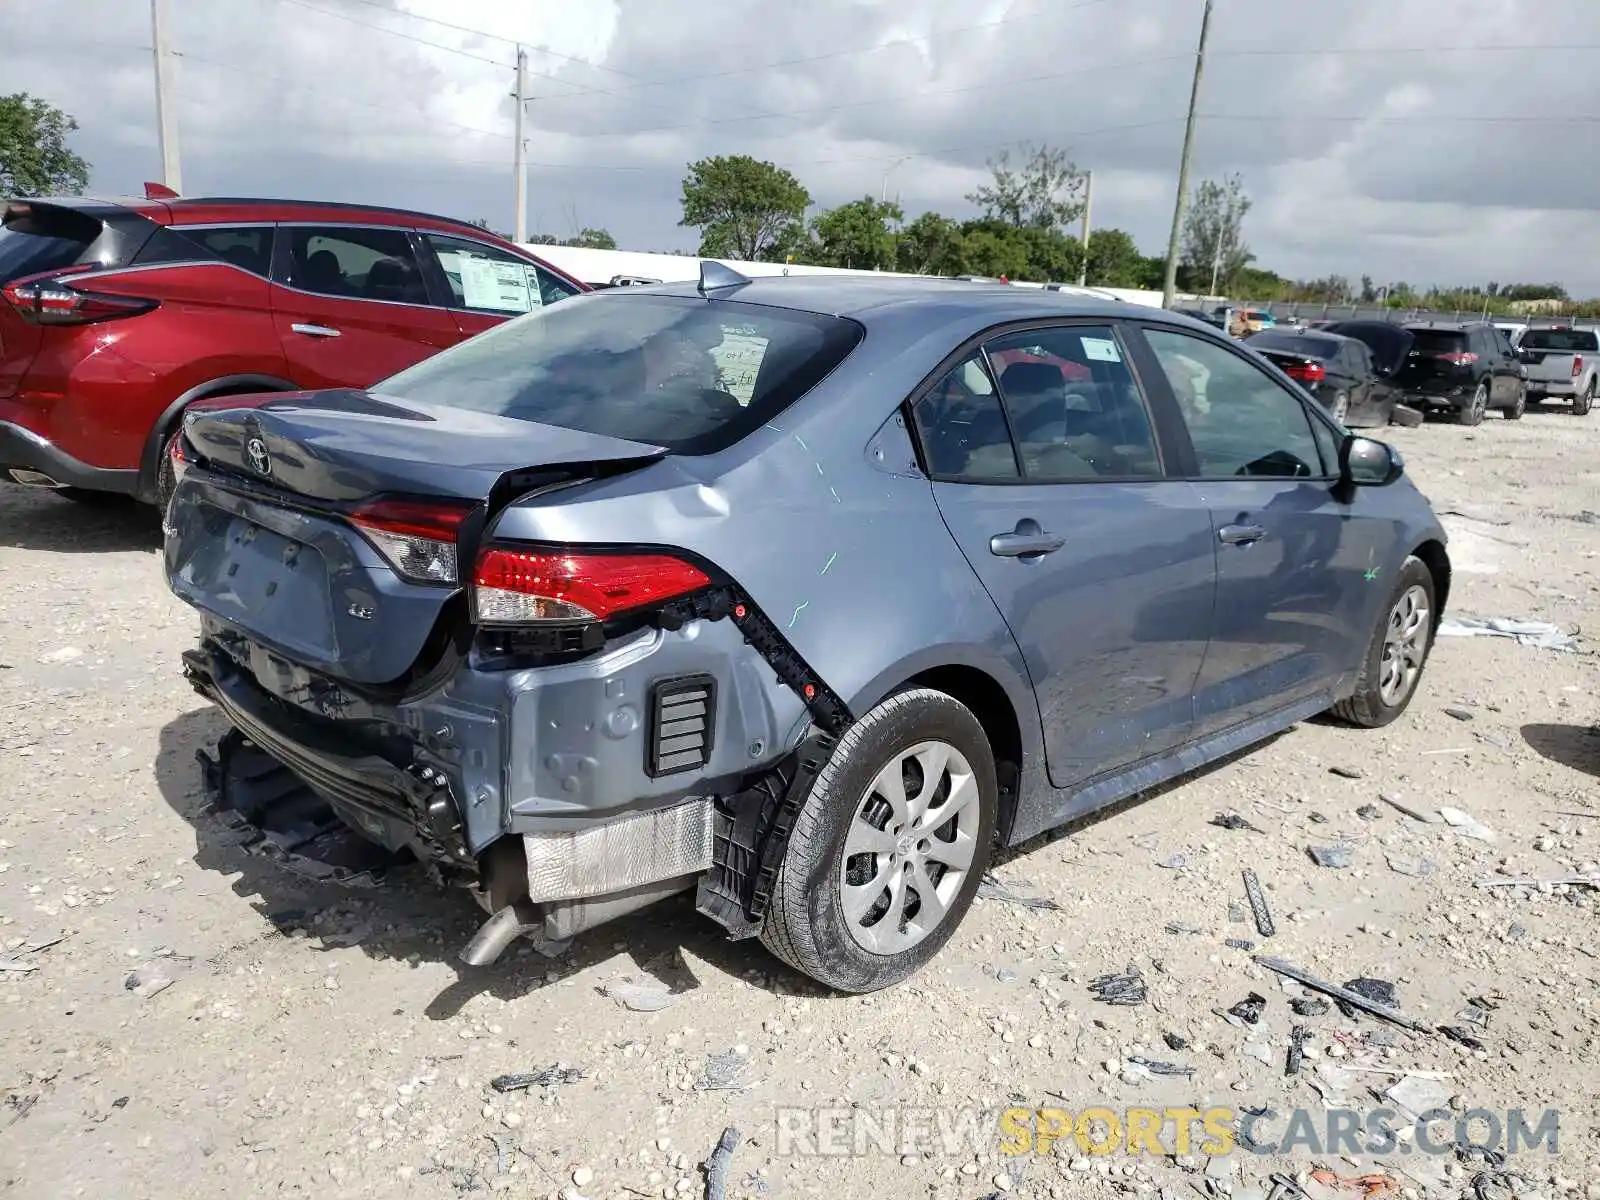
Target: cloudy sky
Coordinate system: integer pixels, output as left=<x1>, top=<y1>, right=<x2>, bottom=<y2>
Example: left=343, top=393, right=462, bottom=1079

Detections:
left=6, top=0, right=1600, bottom=292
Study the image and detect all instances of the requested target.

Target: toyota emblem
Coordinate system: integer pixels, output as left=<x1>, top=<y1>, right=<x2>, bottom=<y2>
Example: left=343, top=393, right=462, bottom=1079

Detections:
left=245, top=436, right=271, bottom=476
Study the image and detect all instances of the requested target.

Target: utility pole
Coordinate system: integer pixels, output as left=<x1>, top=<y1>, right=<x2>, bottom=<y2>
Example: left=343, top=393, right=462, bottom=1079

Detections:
left=512, top=46, right=529, bottom=244
left=1077, top=170, right=1093, bottom=287
left=1209, top=235, right=1223, bottom=298
left=150, top=0, right=182, bottom=193
left=1161, top=0, right=1214, bottom=310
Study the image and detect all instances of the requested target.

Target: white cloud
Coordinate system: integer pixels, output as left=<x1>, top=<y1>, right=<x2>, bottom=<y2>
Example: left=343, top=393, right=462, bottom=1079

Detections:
left=4, top=0, right=1599, bottom=290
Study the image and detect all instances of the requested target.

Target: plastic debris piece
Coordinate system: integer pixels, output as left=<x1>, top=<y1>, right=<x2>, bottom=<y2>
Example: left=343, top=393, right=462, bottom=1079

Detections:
left=1444, top=707, right=1475, bottom=721
left=1385, top=853, right=1436, bottom=878
left=697, top=1049, right=756, bottom=1091
left=1225, top=938, right=1256, bottom=951
left=1376, top=793, right=1431, bottom=822
left=1242, top=869, right=1275, bottom=938
left=1355, top=804, right=1382, bottom=821
left=1165, top=921, right=1203, bottom=935
left=1226, top=992, right=1267, bottom=1026
left=1308, top=844, right=1354, bottom=869
left=1439, top=806, right=1497, bottom=843
left=1338, top=977, right=1399, bottom=1019
left=1306, top=1168, right=1401, bottom=1198
left=1088, top=965, right=1146, bottom=1006
left=1210, top=811, right=1264, bottom=833
left=1328, top=765, right=1364, bottom=780
left=601, top=975, right=681, bottom=1012
left=1255, top=957, right=1427, bottom=1031
left=1286, top=1025, right=1309, bottom=1076
left=976, top=873, right=1062, bottom=911
left=1290, top=997, right=1331, bottom=1017
left=1162, top=1031, right=1190, bottom=1051
left=489, top=1066, right=585, bottom=1093
left=704, top=1126, right=742, bottom=1200
left=1129, top=1056, right=1194, bottom=1078
left=1156, top=854, right=1188, bottom=870
left=1438, top=1025, right=1485, bottom=1051
left=1436, top=616, right=1576, bottom=652
left=1474, top=873, right=1600, bottom=889
left=1307, top=811, right=1329, bottom=824
left=124, top=963, right=174, bottom=999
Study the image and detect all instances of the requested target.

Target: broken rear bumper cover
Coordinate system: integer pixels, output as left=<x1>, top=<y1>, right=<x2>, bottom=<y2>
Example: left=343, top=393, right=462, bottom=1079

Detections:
left=183, top=602, right=844, bottom=962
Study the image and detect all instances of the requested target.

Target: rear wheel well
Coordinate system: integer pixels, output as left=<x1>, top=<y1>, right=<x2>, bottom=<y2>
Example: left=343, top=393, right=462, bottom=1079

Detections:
left=1412, top=539, right=1451, bottom=623
left=905, top=665, right=1023, bottom=840
left=138, top=374, right=299, bottom=498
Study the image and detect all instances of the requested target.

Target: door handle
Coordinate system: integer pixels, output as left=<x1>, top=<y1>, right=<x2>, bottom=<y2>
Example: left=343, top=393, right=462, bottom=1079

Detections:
left=290, top=323, right=340, bottom=338
left=990, top=527, right=1066, bottom=558
left=1218, top=523, right=1267, bottom=546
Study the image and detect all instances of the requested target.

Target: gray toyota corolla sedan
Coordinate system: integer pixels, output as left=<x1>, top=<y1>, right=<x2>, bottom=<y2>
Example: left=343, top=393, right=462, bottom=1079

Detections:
left=163, top=264, right=1450, bottom=992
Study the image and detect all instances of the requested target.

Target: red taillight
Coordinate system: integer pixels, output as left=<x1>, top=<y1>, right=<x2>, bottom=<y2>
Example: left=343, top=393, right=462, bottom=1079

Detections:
left=350, top=497, right=475, bottom=585
left=1435, top=351, right=1478, bottom=366
left=1572, top=355, right=1584, bottom=379
left=2, top=272, right=158, bottom=326
left=473, top=548, right=711, bottom=624
left=1283, top=361, right=1326, bottom=383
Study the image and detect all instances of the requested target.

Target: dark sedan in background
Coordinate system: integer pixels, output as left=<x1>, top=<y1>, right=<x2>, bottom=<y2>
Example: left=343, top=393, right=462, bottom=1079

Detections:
left=1244, top=329, right=1397, bottom=426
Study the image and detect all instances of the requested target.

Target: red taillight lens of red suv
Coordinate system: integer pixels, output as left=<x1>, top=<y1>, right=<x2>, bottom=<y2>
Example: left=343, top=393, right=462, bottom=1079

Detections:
left=2, top=273, right=159, bottom=326
left=472, top=548, right=711, bottom=624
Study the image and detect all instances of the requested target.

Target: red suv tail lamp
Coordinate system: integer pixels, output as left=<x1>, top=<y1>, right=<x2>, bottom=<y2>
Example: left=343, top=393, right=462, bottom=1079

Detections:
left=2, top=272, right=159, bottom=326
left=1435, top=351, right=1478, bottom=366
left=473, top=548, right=711, bottom=624
left=1282, top=361, right=1326, bottom=383
left=350, top=497, right=476, bottom=585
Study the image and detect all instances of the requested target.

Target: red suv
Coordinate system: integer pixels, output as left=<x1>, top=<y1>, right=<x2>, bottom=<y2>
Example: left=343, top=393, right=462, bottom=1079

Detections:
left=0, top=194, right=586, bottom=505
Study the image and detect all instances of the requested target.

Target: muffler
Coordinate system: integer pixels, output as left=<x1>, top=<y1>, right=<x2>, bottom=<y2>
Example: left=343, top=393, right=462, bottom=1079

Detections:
left=458, top=875, right=697, bottom=967
left=8, top=469, right=64, bottom=488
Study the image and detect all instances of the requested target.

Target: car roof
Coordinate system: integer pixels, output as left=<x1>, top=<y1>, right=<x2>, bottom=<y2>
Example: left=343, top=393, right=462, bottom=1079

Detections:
left=631, top=274, right=1146, bottom=324
left=26, top=194, right=499, bottom=238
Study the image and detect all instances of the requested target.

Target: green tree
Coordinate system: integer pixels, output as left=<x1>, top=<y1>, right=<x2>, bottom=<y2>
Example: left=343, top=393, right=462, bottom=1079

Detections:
left=965, top=142, right=1086, bottom=234
left=680, top=155, right=811, bottom=261
left=896, top=212, right=969, bottom=276
left=1181, top=174, right=1253, bottom=294
left=961, top=226, right=1032, bottom=280
left=566, top=227, right=616, bottom=249
left=1083, top=228, right=1146, bottom=288
left=1, top=93, right=90, bottom=197
left=810, top=196, right=901, bottom=270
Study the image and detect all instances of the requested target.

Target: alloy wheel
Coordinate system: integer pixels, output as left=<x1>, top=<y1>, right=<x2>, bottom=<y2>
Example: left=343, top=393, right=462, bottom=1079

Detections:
left=1379, top=584, right=1431, bottom=706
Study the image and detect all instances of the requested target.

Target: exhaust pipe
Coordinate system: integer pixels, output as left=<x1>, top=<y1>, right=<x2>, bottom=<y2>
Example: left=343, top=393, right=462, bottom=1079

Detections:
left=459, top=875, right=696, bottom=967
left=8, top=469, right=64, bottom=488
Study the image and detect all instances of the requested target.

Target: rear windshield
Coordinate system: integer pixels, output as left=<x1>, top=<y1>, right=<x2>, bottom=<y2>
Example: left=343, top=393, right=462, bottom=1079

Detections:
left=375, top=292, right=864, bottom=454
left=1521, top=329, right=1598, bottom=352
left=1249, top=332, right=1341, bottom=358
left=1409, top=329, right=1467, bottom=353
left=0, top=205, right=101, bottom=285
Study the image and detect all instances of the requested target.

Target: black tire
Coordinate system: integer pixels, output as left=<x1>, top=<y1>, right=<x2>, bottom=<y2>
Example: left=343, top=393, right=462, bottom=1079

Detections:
left=760, top=688, right=998, bottom=993
left=1504, top=381, right=1526, bottom=420
left=1576, top=380, right=1594, bottom=417
left=1330, top=555, right=1437, bottom=729
left=1456, top=382, right=1488, bottom=426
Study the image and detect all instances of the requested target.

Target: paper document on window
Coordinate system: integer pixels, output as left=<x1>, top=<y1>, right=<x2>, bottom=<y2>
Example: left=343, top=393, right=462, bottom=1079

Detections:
left=1080, top=337, right=1122, bottom=363
left=710, top=331, right=768, bottom=404
left=459, top=257, right=540, bottom=313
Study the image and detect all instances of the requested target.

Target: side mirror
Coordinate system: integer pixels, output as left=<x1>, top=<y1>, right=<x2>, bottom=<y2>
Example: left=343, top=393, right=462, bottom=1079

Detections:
left=1341, top=435, right=1404, bottom=487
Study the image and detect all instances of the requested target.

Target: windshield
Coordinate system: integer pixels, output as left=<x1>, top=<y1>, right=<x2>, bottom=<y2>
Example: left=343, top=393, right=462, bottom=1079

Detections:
left=1409, top=329, right=1468, bottom=354
left=375, top=292, right=863, bottom=453
left=1521, top=329, right=1598, bottom=352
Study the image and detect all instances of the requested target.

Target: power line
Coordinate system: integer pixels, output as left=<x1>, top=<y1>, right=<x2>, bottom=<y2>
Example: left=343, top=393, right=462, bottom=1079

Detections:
left=1210, top=42, right=1600, bottom=57
left=1200, top=111, right=1600, bottom=124
left=274, top=0, right=508, bottom=66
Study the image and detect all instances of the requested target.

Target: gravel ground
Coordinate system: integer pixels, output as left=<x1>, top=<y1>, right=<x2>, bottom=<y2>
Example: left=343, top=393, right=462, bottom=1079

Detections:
left=1, top=408, right=1598, bottom=1200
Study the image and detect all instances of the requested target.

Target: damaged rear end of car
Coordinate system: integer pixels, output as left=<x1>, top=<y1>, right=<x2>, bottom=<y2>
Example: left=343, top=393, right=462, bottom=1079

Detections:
left=164, top=286, right=864, bottom=964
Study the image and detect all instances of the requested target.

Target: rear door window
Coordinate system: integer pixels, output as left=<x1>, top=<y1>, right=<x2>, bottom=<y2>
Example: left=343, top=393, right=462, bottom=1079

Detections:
left=984, top=325, right=1161, bottom=480
left=375, top=292, right=863, bottom=454
left=135, top=225, right=275, bottom=275
left=1522, top=329, right=1598, bottom=352
left=421, top=233, right=579, bottom=314
left=0, top=204, right=101, bottom=284
left=913, top=353, right=1019, bottom=479
left=282, top=226, right=429, bottom=305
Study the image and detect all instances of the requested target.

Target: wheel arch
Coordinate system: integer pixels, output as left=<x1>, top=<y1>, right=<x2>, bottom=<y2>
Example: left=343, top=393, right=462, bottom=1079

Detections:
left=136, top=372, right=300, bottom=499
left=848, top=649, right=1042, bottom=846
left=1410, top=538, right=1452, bottom=624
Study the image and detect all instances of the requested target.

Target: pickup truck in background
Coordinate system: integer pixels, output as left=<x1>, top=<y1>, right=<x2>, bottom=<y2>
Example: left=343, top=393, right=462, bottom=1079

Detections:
left=1518, top=326, right=1598, bottom=415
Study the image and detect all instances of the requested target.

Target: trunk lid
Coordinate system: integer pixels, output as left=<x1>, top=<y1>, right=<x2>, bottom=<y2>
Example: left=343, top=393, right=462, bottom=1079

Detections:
left=1394, top=329, right=1471, bottom=390
left=166, top=389, right=667, bottom=687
